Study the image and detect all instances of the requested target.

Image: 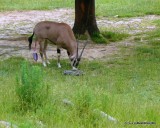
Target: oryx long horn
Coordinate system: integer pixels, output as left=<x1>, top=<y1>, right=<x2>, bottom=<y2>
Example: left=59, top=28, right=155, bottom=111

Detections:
left=78, top=41, right=88, bottom=60
left=77, top=41, right=79, bottom=58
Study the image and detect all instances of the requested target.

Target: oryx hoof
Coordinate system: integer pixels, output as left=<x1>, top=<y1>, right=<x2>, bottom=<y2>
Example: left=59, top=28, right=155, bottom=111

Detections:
left=47, top=60, right=50, bottom=65
left=43, top=62, right=47, bottom=67
left=57, top=63, right=61, bottom=68
left=72, top=67, right=78, bottom=71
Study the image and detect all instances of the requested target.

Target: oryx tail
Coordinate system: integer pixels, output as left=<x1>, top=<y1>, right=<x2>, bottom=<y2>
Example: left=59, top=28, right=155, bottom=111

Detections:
left=28, top=33, right=34, bottom=50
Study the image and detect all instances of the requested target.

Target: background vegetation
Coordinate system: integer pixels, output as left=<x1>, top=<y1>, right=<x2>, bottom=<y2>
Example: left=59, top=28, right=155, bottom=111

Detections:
left=0, top=0, right=160, bottom=127
left=0, top=0, right=160, bottom=17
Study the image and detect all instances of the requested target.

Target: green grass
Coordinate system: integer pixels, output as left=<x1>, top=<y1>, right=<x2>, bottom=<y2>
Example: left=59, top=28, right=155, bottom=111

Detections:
left=15, top=61, right=48, bottom=111
left=0, top=0, right=160, bottom=17
left=77, top=31, right=129, bottom=44
left=101, top=31, right=129, bottom=42
left=153, top=19, right=160, bottom=27
left=92, top=31, right=129, bottom=44
left=96, top=0, right=160, bottom=17
left=0, top=25, right=160, bottom=127
left=0, top=0, right=160, bottom=127
left=0, top=0, right=74, bottom=11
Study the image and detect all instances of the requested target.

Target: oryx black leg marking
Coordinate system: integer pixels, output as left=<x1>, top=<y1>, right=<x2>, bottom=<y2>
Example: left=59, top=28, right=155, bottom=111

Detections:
left=67, top=51, right=70, bottom=56
left=57, top=48, right=61, bottom=68
left=57, top=48, right=61, bottom=54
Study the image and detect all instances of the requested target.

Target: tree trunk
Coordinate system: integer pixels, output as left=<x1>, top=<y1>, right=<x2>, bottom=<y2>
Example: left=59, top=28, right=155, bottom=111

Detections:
left=73, top=0, right=100, bottom=36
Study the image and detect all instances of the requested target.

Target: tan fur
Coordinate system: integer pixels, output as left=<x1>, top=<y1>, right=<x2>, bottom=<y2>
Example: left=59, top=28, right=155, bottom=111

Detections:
left=34, top=21, right=77, bottom=57
left=30, top=21, right=78, bottom=68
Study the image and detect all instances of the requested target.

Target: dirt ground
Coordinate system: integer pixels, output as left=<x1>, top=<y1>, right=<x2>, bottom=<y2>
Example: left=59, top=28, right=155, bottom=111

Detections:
left=0, top=9, right=159, bottom=62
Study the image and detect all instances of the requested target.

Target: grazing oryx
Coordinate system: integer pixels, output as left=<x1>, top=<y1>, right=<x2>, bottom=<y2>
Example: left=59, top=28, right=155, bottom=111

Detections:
left=28, top=21, right=85, bottom=70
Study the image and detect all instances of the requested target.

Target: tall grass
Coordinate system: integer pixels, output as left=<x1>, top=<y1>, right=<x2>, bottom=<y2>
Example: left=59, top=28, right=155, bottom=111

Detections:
left=16, top=61, right=48, bottom=111
left=0, top=28, right=160, bottom=127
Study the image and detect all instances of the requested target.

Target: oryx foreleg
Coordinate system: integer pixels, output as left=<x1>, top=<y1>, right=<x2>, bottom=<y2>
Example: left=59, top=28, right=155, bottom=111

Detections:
left=57, top=48, right=61, bottom=68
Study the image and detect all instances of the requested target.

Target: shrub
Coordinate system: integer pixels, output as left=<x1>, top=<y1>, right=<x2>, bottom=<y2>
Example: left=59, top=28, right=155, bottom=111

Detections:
left=16, top=61, right=47, bottom=111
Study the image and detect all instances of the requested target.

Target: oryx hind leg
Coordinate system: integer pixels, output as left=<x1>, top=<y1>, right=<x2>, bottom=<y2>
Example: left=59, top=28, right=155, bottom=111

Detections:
left=39, top=39, right=47, bottom=67
left=43, top=40, right=50, bottom=65
left=57, top=48, right=61, bottom=68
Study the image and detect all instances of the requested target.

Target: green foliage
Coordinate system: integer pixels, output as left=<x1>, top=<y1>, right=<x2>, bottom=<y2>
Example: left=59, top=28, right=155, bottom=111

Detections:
left=16, top=61, right=47, bottom=110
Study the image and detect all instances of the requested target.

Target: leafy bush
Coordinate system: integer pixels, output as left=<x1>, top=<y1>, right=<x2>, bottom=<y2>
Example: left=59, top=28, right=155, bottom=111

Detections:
left=16, top=61, right=47, bottom=111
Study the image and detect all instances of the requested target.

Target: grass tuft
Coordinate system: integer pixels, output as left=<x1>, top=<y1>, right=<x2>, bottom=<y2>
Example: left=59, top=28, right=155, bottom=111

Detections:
left=102, top=31, right=129, bottom=42
left=16, top=61, right=48, bottom=111
left=91, top=33, right=108, bottom=44
left=90, top=31, right=129, bottom=44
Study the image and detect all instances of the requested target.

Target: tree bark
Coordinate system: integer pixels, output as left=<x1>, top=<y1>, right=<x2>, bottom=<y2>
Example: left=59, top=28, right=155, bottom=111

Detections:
left=73, top=0, right=100, bottom=36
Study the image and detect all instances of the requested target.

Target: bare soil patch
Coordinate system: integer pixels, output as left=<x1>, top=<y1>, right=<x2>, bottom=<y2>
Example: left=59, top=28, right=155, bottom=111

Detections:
left=0, top=9, right=159, bottom=61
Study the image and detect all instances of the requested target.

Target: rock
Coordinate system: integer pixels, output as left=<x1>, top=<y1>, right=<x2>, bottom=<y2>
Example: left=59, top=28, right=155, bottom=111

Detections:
left=62, top=99, right=74, bottom=106
left=36, top=121, right=45, bottom=128
left=63, top=70, right=84, bottom=76
left=114, top=15, right=119, bottom=18
left=0, top=121, right=18, bottom=128
left=93, top=109, right=118, bottom=123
